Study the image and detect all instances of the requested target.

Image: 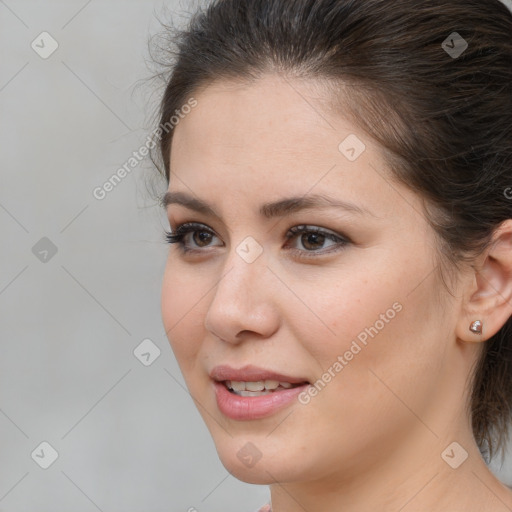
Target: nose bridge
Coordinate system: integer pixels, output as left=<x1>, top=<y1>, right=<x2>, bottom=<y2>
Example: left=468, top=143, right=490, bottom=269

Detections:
left=216, top=235, right=267, bottom=303
left=204, top=235, right=278, bottom=341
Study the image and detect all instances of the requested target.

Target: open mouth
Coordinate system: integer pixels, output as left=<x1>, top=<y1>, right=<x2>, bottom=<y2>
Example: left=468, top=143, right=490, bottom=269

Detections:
left=223, top=380, right=309, bottom=396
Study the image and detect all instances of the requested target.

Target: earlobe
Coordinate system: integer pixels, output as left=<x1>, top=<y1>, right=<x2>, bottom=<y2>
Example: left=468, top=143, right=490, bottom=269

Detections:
left=457, top=219, right=512, bottom=343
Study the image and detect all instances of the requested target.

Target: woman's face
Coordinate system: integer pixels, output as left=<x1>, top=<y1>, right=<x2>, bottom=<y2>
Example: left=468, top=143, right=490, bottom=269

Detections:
left=161, top=74, right=470, bottom=485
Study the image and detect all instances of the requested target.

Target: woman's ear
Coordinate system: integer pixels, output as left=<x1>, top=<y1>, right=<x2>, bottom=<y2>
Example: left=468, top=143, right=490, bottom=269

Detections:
left=457, top=219, right=512, bottom=343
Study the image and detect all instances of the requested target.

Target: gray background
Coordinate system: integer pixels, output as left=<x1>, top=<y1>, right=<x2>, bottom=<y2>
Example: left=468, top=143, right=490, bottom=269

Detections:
left=0, top=1, right=511, bottom=511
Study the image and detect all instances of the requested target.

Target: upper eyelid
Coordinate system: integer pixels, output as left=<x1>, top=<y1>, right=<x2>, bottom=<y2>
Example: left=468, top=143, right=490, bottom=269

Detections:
left=171, top=221, right=339, bottom=234
left=171, top=222, right=347, bottom=243
left=170, top=220, right=233, bottom=239
left=167, top=223, right=351, bottom=259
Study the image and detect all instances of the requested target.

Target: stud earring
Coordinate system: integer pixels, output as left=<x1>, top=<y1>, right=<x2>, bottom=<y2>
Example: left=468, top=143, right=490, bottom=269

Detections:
left=469, top=320, right=483, bottom=335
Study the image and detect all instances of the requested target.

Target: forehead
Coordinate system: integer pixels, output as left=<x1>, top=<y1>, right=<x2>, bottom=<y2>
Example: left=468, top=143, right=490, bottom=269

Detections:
left=171, top=74, right=341, bottom=158
left=167, top=74, right=420, bottom=224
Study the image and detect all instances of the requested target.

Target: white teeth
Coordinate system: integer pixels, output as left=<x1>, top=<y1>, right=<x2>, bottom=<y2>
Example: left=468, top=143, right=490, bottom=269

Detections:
left=225, top=380, right=299, bottom=393
left=230, top=381, right=246, bottom=392
left=264, top=379, right=280, bottom=390
left=237, top=390, right=273, bottom=396
left=246, top=381, right=265, bottom=391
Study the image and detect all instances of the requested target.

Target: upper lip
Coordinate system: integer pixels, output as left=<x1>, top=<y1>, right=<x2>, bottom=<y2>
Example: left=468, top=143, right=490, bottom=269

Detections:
left=210, top=364, right=309, bottom=384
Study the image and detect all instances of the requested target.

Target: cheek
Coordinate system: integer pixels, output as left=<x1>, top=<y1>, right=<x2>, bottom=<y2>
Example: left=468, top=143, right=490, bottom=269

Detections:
left=300, top=266, right=444, bottom=414
left=286, top=275, right=443, bottom=458
left=161, top=260, right=206, bottom=368
left=287, top=253, right=441, bottom=385
left=285, top=264, right=400, bottom=362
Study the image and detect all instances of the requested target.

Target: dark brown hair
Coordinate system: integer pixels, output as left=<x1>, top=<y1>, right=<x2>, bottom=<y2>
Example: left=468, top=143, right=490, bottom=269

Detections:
left=153, top=0, right=512, bottom=462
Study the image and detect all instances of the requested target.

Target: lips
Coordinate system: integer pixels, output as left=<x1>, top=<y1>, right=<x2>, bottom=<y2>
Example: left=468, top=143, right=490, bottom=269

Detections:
left=210, top=364, right=310, bottom=385
left=210, top=364, right=311, bottom=420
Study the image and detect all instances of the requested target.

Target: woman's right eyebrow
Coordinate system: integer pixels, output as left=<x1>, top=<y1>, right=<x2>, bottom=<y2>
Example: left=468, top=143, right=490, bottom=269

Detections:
left=161, top=190, right=377, bottom=220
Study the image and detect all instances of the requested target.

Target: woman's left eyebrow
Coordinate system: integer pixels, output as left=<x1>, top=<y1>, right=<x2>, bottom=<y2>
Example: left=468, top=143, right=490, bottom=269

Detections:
left=258, top=194, right=377, bottom=218
left=162, top=191, right=377, bottom=220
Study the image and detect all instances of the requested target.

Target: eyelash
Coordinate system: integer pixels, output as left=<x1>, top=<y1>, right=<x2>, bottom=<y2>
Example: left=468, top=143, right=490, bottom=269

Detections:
left=164, top=222, right=351, bottom=258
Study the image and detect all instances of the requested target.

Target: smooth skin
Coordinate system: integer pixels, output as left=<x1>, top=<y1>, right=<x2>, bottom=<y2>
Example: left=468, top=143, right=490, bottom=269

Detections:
left=161, top=74, right=512, bottom=511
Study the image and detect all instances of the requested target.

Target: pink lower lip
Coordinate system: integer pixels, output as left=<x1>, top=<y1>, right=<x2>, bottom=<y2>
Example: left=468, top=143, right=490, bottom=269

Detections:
left=213, top=380, right=309, bottom=420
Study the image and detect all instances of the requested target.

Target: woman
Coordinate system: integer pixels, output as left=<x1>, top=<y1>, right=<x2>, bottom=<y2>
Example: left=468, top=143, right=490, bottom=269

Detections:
left=156, top=0, right=512, bottom=510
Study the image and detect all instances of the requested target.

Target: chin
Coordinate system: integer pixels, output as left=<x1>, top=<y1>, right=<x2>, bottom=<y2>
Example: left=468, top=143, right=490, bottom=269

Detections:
left=218, top=451, right=286, bottom=485
left=213, top=435, right=304, bottom=485
left=223, top=461, right=275, bottom=485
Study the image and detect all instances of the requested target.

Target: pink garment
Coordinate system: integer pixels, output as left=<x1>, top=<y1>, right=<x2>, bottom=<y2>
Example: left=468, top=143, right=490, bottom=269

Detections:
left=257, top=505, right=271, bottom=512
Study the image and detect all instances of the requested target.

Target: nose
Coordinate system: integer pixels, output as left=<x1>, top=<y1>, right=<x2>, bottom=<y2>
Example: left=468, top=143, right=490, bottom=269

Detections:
left=204, top=246, right=280, bottom=344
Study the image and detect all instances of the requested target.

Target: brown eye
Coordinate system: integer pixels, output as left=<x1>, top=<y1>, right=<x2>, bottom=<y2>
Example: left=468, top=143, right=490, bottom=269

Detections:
left=285, top=225, right=350, bottom=256
left=192, top=230, right=214, bottom=247
left=300, top=232, right=326, bottom=250
left=165, top=222, right=221, bottom=252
